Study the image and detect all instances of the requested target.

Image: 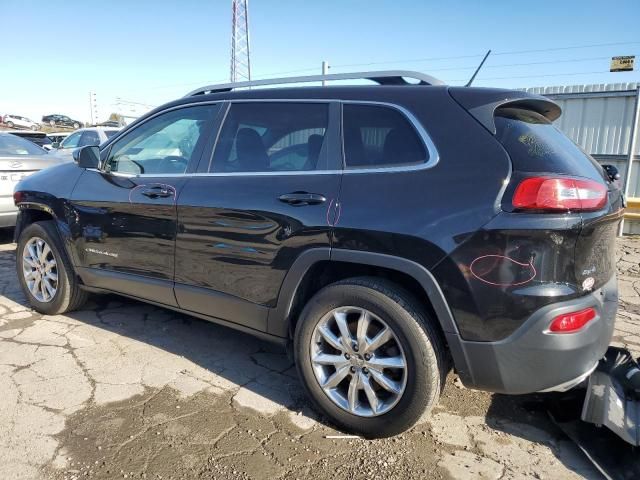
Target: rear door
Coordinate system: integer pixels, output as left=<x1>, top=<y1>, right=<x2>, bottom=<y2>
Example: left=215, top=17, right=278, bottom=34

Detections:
left=175, top=101, right=342, bottom=333
left=69, top=104, right=220, bottom=305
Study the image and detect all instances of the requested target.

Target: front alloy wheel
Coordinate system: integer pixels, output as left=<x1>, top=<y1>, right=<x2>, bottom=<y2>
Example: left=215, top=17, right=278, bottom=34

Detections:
left=22, top=237, right=58, bottom=302
left=310, top=307, right=407, bottom=417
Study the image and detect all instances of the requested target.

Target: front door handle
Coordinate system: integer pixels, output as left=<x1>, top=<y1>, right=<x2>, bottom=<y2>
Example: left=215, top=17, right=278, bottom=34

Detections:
left=141, top=186, right=173, bottom=199
left=278, top=192, right=327, bottom=206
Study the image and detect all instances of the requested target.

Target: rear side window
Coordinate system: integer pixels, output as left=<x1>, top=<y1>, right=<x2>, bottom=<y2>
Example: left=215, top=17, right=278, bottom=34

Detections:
left=79, top=130, right=100, bottom=147
left=210, top=103, right=330, bottom=173
left=494, top=108, right=606, bottom=182
left=343, top=104, right=427, bottom=169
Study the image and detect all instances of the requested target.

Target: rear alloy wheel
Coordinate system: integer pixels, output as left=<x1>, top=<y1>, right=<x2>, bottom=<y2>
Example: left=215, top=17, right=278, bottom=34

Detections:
left=17, top=221, right=88, bottom=315
left=295, top=277, right=445, bottom=437
left=310, top=307, right=407, bottom=417
left=73, top=122, right=80, bottom=129
left=6, top=121, right=14, bottom=128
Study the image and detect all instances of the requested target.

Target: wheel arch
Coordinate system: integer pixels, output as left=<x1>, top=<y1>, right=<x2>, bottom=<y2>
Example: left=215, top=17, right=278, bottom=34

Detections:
left=268, top=248, right=460, bottom=339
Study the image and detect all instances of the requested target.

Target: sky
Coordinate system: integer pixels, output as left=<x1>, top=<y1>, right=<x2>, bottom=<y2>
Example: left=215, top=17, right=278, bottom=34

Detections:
left=2, top=0, right=639, bottom=124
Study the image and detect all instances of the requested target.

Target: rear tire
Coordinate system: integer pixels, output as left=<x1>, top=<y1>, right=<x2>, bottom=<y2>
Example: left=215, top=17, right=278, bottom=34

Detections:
left=17, top=221, right=88, bottom=315
left=294, top=277, right=445, bottom=438
left=6, top=121, right=14, bottom=128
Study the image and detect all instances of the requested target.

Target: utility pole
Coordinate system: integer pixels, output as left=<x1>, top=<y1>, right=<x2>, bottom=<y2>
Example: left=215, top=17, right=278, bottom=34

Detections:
left=230, top=0, right=251, bottom=82
left=88, top=91, right=98, bottom=125
left=321, top=60, right=329, bottom=86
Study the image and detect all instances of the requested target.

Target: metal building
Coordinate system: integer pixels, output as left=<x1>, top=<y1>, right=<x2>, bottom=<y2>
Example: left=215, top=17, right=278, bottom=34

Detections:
left=524, top=83, right=640, bottom=233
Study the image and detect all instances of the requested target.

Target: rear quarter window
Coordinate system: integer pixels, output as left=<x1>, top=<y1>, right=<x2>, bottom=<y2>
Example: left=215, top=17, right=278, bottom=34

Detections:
left=494, top=108, right=606, bottom=182
left=343, top=104, right=427, bottom=169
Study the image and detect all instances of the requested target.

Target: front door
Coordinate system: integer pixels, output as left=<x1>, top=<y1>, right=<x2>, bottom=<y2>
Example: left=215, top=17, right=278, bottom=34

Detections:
left=175, top=101, right=342, bottom=332
left=69, top=104, right=220, bottom=305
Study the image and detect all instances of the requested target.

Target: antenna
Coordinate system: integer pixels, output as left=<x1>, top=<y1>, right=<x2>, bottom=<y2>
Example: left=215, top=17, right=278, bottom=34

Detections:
left=230, top=0, right=251, bottom=82
left=465, top=50, right=491, bottom=87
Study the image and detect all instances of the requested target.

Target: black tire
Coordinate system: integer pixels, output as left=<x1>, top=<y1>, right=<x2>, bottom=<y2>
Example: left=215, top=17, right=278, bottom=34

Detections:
left=294, top=277, right=446, bottom=438
left=6, top=121, right=14, bottom=128
left=16, top=221, right=88, bottom=315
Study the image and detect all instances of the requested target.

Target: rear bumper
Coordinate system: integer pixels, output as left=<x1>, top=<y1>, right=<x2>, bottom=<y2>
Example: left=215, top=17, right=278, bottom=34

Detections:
left=448, top=274, right=618, bottom=394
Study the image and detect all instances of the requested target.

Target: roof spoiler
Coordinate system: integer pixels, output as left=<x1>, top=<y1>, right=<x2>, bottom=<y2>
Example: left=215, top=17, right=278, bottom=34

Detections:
left=448, top=87, right=561, bottom=134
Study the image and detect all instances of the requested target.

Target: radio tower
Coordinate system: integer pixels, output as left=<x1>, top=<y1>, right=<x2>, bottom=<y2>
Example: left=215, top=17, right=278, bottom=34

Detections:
left=230, top=0, right=251, bottom=82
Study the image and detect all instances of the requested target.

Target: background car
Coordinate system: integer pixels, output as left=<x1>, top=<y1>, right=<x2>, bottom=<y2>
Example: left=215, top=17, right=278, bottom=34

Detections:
left=41, top=114, right=83, bottom=129
left=50, top=127, right=120, bottom=161
left=2, top=114, right=40, bottom=131
left=0, top=132, right=61, bottom=227
left=7, top=131, right=53, bottom=150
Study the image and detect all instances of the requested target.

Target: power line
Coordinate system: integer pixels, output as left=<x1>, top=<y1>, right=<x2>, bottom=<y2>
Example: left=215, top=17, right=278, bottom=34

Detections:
left=424, top=55, right=634, bottom=72
left=446, top=70, right=614, bottom=83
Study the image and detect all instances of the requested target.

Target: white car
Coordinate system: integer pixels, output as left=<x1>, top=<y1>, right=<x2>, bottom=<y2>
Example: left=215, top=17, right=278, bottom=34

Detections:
left=50, top=127, right=120, bottom=162
left=2, top=114, right=40, bottom=131
left=0, top=133, right=62, bottom=227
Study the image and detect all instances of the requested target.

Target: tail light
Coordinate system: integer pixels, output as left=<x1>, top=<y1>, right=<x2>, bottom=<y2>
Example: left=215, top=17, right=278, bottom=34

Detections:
left=512, top=177, right=607, bottom=212
left=13, top=191, right=24, bottom=205
left=548, top=307, right=596, bottom=334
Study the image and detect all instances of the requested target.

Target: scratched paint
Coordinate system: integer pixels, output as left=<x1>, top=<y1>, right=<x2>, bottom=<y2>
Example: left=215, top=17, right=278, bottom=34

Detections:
left=469, top=254, right=537, bottom=287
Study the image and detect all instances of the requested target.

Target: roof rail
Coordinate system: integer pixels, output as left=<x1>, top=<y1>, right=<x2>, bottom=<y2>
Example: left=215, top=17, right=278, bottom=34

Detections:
left=184, top=70, right=445, bottom=97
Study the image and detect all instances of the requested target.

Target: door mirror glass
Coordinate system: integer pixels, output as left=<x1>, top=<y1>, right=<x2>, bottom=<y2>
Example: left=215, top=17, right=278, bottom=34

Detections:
left=73, top=145, right=100, bottom=169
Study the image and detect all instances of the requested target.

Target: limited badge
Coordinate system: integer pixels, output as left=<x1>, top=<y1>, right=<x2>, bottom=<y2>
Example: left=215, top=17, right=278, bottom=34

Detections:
left=582, top=277, right=595, bottom=291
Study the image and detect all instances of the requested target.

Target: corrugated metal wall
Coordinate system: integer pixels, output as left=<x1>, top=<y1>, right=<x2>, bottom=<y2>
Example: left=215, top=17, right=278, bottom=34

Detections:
left=524, top=83, right=640, bottom=233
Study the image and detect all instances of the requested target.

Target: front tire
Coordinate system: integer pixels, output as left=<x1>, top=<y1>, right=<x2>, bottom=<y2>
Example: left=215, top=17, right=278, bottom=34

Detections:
left=73, top=122, right=80, bottom=129
left=294, top=277, right=445, bottom=437
left=17, top=221, right=88, bottom=315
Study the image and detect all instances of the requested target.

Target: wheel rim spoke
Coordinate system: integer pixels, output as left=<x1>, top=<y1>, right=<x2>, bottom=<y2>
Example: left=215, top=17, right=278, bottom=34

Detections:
left=361, top=372, right=379, bottom=414
left=312, top=353, right=348, bottom=368
left=356, top=310, right=370, bottom=353
left=369, top=368, right=402, bottom=394
left=347, top=373, right=360, bottom=412
left=322, top=365, right=350, bottom=389
left=310, top=306, right=407, bottom=418
left=365, top=327, right=393, bottom=353
left=368, top=355, right=405, bottom=370
left=317, top=324, right=344, bottom=352
left=333, top=311, right=353, bottom=352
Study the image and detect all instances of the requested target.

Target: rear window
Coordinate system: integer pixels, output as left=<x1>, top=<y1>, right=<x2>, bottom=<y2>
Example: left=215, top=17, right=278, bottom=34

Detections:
left=494, top=108, right=606, bottom=182
left=0, top=134, right=46, bottom=156
left=343, top=104, right=427, bottom=169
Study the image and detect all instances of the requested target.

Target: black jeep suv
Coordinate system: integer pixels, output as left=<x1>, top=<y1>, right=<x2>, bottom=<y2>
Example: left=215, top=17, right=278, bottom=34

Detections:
left=13, top=71, right=623, bottom=437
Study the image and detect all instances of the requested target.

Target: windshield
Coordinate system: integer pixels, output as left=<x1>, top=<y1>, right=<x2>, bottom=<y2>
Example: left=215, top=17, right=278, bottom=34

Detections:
left=0, top=134, right=47, bottom=156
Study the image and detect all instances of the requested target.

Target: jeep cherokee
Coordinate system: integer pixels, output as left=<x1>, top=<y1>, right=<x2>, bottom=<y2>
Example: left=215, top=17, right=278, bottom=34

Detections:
left=13, top=71, right=623, bottom=437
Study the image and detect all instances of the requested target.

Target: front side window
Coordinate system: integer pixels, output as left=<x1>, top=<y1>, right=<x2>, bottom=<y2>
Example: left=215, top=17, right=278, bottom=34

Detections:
left=105, top=105, right=217, bottom=175
left=343, top=104, right=427, bottom=169
left=60, top=131, right=82, bottom=149
left=210, top=103, right=329, bottom=173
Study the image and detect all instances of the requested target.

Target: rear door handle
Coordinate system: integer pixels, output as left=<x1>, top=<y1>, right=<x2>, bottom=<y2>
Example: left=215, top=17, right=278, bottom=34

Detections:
left=141, top=186, right=173, bottom=199
left=278, top=192, right=326, bottom=206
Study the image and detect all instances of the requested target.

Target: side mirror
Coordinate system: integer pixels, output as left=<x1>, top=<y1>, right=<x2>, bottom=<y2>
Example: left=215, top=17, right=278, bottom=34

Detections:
left=73, top=146, right=100, bottom=169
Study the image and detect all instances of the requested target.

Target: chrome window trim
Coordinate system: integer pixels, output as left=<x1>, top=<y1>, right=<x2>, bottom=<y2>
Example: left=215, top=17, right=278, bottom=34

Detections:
left=92, top=98, right=439, bottom=179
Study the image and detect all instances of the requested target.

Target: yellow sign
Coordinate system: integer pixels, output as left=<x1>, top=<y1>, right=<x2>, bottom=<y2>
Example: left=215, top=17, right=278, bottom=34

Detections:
left=610, top=56, right=635, bottom=72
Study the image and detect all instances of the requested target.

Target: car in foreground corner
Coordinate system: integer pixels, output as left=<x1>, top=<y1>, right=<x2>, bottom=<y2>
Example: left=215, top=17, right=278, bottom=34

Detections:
left=12, top=70, right=623, bottom=437
left=0, top=132, right=61, bottom=227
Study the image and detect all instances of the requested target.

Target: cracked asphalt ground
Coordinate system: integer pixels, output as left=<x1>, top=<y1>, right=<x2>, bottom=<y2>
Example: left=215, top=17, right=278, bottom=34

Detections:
left=0, top=229, right=638, bottom=480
